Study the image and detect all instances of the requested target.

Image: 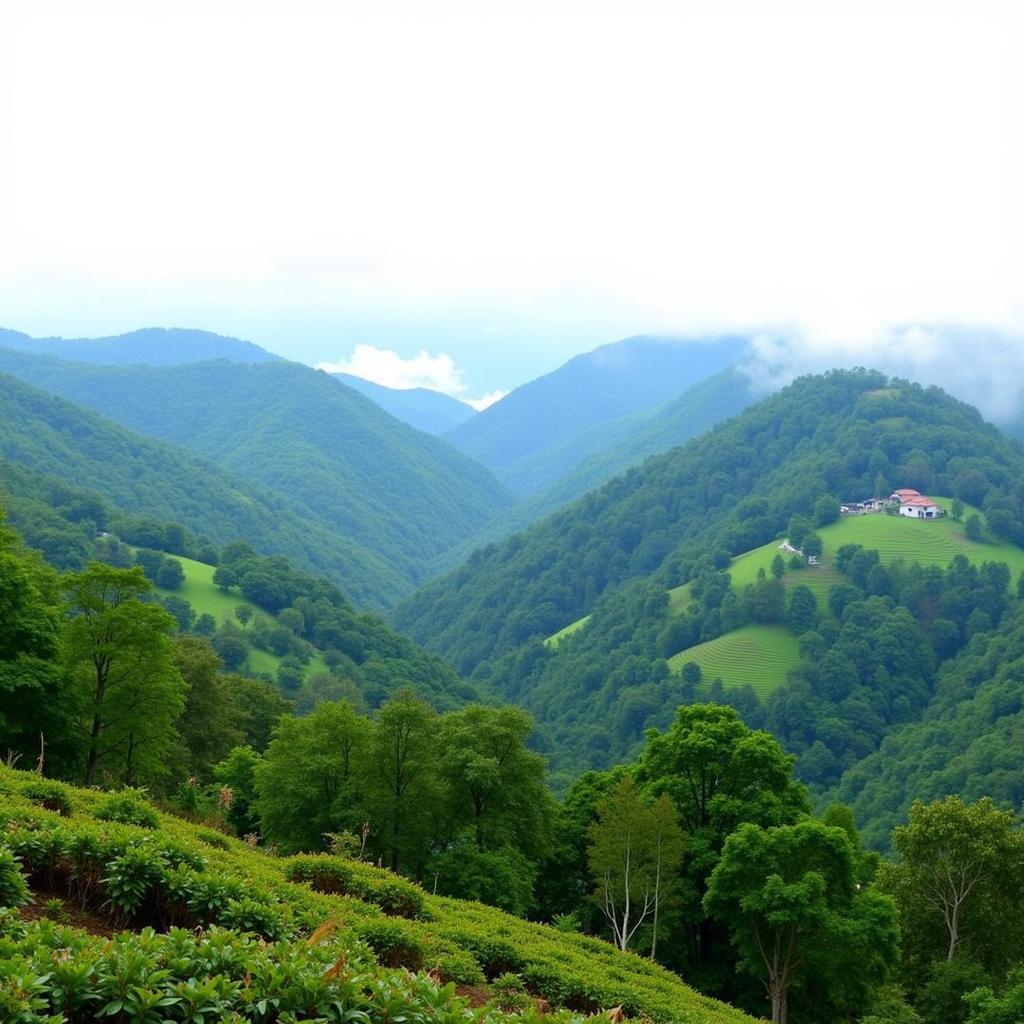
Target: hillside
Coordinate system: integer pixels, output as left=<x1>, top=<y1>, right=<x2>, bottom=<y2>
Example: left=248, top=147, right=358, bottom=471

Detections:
left=443, top=334, right=749, bottom=495
left=830, top=603, right=1024, bottom=850
left=0, top=372, right=408, bottom=605
left=0, top=326, right=277, bottom=365
left=333, top=372, right=475, bottom=434
left=394, top=370, right=1024, bottom=782
left=664, top=498, right=1024, bottom=692
left=0, top=765, right=755, bottom=1024
left=431, top=368, right=759, bottom=571
left=0, top=349, right=513, bottom=600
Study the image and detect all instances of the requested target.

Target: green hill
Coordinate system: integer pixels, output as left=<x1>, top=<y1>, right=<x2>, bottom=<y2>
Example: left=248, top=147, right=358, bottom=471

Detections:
left=433, top=367, right=759, bottom=575
left=0, top=372, right=406, bottom=605
left=394, top=371, right=1024, bottom=780
left=0, top=766, right=755, bottom=1024
left=0, top=350, right=513, bottom=603
left=667, top=624, right=801, bottom=695
left=333, top=372, right=475, bottom=434
left=443, top=334, right=749, bottom=495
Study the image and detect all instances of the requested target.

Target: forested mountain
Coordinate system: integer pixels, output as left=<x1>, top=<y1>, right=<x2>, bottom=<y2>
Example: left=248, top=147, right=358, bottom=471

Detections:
left=0, top=349, right=512, bottom=601
left=395, top=370, right=1024, bottom=778
left=442, top=334, right=749, bottom=494
left=431, top=368, right=759, bottom=571
left=332, top=372, right=475, bottom=434
left=0, top=326, right=277, bottom=365
left=0, top=372, right=409, bottom=605
left=830, top=602, right=1024, bottom=849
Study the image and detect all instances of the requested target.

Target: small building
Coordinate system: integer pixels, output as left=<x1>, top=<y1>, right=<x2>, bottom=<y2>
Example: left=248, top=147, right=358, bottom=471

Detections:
left=890, top=488, right=921, bottom=503
left=899, top=496, right=940, bottom=519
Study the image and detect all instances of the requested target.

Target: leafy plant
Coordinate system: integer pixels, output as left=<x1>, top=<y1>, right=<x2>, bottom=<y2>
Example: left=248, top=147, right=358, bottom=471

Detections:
left=0, top=845, right=29, bottom=909
left=94, top=789, right=160, bottom=829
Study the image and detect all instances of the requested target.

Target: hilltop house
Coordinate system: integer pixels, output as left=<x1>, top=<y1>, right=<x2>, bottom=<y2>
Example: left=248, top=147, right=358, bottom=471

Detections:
left=888, top=488, right=942, bottom=518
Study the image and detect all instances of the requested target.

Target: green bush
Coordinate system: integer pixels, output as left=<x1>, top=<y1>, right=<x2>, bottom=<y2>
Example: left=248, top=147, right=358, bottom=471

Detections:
left=94, top=789, right=160, bottom=829
left=19, top=780, right=73, bottom=817
left=355, top=918, right=425, bottom=970
left=285, top=854, right=425, bottom=918
left=0, top=846, right=29, bottom=909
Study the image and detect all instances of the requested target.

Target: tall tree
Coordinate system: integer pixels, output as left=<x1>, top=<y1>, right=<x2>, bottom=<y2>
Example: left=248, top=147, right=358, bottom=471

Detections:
left=366, top=691, right=438, bottom=873
left=172, top=636, right=247, bottom=783
left=254, top=700, right=371, bottom=853
left=704, top=819, right=898, bottom=1024
left=878, top=797, right=1024, bottom=982
left=0, top=514, right=70, bottom=769
left=63, top=563, right=185, bottom=787
left=636, top=704, right=808, bottom=979
left=587, top=776, right=685, bottom=953
left=437, top=704, right=551, bottom=855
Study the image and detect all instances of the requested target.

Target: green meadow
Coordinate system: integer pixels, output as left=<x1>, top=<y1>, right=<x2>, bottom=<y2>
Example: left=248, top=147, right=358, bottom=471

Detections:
left=153, top=553, right=328, bottom=682
left=667, top=623, right=801, bottom=697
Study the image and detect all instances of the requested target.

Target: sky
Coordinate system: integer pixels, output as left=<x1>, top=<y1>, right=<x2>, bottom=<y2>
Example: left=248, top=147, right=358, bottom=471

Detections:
left=1, top=1, right=1021, bottom=408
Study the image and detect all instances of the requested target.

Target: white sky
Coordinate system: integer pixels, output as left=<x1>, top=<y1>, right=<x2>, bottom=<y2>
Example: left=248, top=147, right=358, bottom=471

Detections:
left=1, top=0, right=1022, bottom=397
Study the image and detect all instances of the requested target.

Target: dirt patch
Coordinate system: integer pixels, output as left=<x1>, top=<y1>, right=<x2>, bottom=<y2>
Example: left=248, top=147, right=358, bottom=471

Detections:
left=454, top=985, right=491, bottom=1008
left=19, top=894, right=112, bottom=938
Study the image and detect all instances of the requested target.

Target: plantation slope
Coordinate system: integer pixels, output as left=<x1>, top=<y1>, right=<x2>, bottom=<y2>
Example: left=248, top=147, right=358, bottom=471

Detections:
left=667, top=624, right=801, bottom=696
left=0, top=767, right=757, bottom=1024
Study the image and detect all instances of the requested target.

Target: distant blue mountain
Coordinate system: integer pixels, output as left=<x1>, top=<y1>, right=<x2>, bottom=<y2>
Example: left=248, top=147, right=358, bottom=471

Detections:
left=0, top=327, right=277, bottom=366
left=332, top=373, right=474, bottom=435
left=443, top=334, right=751, bottom=495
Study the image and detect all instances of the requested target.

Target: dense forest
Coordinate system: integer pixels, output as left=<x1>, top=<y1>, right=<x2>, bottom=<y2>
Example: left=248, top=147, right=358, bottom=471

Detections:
left=4, top=481, right=1023, bottom=1023
left=0, top=372, right=409, bottom=605
left=7, top=354, right=1024, bottom=1023
left=0, top=349, right=512, bottom=601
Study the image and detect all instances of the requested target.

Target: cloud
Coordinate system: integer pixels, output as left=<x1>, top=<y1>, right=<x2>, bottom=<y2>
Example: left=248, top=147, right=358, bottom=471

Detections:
left=465, top=390, right=507, bottom=411
left=319, top=344, right=466, bottom=394
left=739, top=326, right=1024, bottom=427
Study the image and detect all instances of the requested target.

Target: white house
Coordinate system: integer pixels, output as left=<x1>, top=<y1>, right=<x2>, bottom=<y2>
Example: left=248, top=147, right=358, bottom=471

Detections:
left=899, top=495, right=940, bottom=519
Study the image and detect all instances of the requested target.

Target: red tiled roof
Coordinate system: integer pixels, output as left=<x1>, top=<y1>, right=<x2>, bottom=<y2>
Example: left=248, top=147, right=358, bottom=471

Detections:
left=892, top=489, right=921, bottom=497
left=903, top=496, right=937, bottom=507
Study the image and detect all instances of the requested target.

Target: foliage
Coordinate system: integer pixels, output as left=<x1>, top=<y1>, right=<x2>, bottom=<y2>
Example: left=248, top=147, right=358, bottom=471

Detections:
left=877, top=797, right=1024, bottom=983
left=704, top=819, right=899, bottom=1024
left=0, top=845, right=28, bottom=908
left=0, top=351, right=513, bottom=605
left=94, top=789, right=161, bottom=829
left=0, top=763, right=758, bottom=1024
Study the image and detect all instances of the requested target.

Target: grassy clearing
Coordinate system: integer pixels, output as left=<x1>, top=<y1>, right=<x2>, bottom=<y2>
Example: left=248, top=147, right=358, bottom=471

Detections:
left=817, top=500, right=1024, bottom=577
left=667, top=624, right=801, bottom=697
left=543, top=614, right=591, bottom=647
left=153, top=553, right=258, bottom=621
left=153, top=554, right=328, bottom=683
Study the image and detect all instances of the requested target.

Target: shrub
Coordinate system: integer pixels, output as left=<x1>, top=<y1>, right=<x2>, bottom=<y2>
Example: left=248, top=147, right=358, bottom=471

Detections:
left=355, top=919, right=424, bottom=970
left=195, top=828, right=231, bottom=850
left=94, top=790, right=160, bottom=829
left=0, top=846, right=29, bottom=909
left=19, top=780, right=73, bottom=817
left=285, top=855, right=425, bottom=918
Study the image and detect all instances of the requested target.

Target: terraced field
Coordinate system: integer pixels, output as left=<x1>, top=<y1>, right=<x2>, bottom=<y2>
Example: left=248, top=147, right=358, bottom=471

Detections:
left=667, top=624, right=801, bottom=697
left=818, top=502, right=1024, bottom=577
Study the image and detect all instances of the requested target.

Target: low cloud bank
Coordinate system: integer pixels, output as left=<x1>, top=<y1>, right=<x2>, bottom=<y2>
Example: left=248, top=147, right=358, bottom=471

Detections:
left=740, top=326, right=1024, bottom=427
